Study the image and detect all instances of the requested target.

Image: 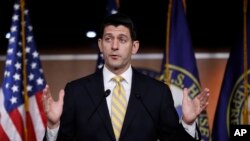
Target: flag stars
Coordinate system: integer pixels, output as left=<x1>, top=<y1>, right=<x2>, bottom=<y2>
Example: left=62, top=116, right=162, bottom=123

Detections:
left=27, top=85, right=32, bottom=92
left=36, top=77, right=44, bottom=85
left=31, top=62, right=37, bottom=69
left=11, top=26, right=17, bottom=32
left=7, top=48, right=14, bottom=54
left=15, top=62, right=21, bottom=70
left=32, top=51, right=39, bottom=58
left=16, top=51, right=22, bottom=57
left=13, top=73, right=21, bottom=81
left=29, top=73, right=34, bottom=81
left=39, top=69, right=43, bottom=73
left=111, top=9, right=118, bottom=14
left=2, top=1, right=47, bottom=121
left=24, top=10, right=29, bottom=15
left=12, top=14, right=19, bottom=21
left=28, top=26, right=33, bottom=31
left=26, top=47, right=31, bottom=53
left=9, top=37, right=16, bottom=44
left=14, top=4, right=20, bottom=10
left=27, top=36, right=33, bottom=43
left=10, top=96, right=18, bottom=104
left=5, top=83, right=10, bottom=89
left=4, top=71, right=10, bottom=77
left=6, top=60, right=12, bottom=66
left=3, top=2, right=47, bottom=115
left=11, top=85, right=19, bottom=93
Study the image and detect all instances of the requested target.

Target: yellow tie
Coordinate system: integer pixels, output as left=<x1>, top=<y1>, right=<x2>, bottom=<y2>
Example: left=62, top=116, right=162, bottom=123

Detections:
left=111, top=76, right=127, bottom=140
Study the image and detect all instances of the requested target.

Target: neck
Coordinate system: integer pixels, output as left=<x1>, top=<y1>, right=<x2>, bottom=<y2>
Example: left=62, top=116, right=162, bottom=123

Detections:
left=105, top=65, right=131, bottom=75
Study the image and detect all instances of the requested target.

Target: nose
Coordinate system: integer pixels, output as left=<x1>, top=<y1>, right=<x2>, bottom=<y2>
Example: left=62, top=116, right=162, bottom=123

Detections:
left=111, top=39, right=119, bottom=50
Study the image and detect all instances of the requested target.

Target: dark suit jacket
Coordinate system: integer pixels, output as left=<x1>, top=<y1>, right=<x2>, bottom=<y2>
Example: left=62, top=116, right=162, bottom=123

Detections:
left=55, top=68, right=200, bottom=141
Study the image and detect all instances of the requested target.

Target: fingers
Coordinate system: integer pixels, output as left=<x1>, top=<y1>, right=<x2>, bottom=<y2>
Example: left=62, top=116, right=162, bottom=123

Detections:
left=183, top=87, right=210, bottom=112
left=183, top=88, right=191, bottom=101
left=42, top=85, right=55, bottom=113
left=183, top=88, right=209, bottom=100
left=196, top=88, right=209, bottom=99
left=198, top=88, right=210, bottom=111
left=199, top=88, right=210, bottom=103
left=43, top=85, right=52, bottom=98
left=58, top=89, right=65, bottom=105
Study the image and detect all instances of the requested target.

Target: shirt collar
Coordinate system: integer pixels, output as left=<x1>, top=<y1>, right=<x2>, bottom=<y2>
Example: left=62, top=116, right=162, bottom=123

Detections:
left=103, top=65, right=132, bottom=84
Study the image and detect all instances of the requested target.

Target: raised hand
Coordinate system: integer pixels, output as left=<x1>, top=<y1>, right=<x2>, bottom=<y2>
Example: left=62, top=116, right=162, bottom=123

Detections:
left=42, top=85, right=65, bottom=129
left=182, top=88, right=210, bottom=125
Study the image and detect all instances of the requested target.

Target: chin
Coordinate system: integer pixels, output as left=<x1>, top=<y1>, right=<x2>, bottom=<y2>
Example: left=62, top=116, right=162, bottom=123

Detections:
left=107, top=60, right=121, bottom=67
left=110, top=64, right=122, bottom=69
left=108, top=63, right=126, bottom=71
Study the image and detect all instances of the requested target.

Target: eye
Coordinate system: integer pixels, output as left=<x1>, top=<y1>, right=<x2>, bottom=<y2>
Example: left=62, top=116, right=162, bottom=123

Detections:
left=119, top=37, right=127, bottom=44
left=104, top=36, right=112, bottom=42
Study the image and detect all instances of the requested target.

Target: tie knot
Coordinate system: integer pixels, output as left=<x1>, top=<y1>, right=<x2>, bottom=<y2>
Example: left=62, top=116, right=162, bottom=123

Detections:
left=112, top=76, right=124, bottom=83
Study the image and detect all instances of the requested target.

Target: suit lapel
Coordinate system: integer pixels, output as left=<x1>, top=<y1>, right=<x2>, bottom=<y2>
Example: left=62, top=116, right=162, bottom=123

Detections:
left=86, top=70, right=116, bottom=140
left=120, top=69, right=143, bottom=139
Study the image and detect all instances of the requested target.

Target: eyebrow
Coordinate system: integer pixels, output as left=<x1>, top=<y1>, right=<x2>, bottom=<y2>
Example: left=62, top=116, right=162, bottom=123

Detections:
left=103, top=33, right=129, bottom=38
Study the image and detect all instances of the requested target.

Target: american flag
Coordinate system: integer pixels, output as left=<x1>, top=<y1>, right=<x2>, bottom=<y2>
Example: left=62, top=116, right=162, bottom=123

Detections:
left=95, top=0, right=119, bottom=71
left=0, top=0, right=47, bottom=141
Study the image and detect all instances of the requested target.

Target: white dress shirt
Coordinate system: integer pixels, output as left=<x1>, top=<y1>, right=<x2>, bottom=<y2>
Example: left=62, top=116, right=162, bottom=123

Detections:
left=46, top=65, right=196, bottom=141
left=103, top=65, right=132, bottom=116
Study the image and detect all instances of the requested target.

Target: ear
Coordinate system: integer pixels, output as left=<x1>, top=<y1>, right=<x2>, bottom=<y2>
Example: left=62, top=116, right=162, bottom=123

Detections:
left=98, top=39, right=103, bottom=52
left=132, top=40, right=139, bottom=54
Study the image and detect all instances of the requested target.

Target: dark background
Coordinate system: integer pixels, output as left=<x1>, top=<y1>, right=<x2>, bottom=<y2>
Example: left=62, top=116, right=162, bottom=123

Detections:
left=0, top=0, right=243, bottom=53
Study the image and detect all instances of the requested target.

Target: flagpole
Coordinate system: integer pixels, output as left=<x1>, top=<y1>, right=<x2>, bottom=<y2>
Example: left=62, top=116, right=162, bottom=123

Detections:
left=243, top=0, right=249, bottom=125
left=115, top=0, right=120, bottom=8
left=20, top=0, right=29, bottom=140
left=182, top=0, right=186, bottom=13
left=165, top=0, right=172, bottom=84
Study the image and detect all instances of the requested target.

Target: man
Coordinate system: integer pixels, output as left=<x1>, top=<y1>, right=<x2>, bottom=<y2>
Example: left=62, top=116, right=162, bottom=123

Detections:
left=43, top=13, right=209, bottom=141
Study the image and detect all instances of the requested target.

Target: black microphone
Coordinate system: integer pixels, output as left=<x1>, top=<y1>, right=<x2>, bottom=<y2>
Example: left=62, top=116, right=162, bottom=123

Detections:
left=135, top=92, right=156, bottom=130
left=86, top=89, right=111, bottom=122
left=104, top=89, right=111, bottom=97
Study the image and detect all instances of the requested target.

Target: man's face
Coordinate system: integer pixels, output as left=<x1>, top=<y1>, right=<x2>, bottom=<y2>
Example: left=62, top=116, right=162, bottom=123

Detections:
left=98, top=25, right=139, bottom=74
